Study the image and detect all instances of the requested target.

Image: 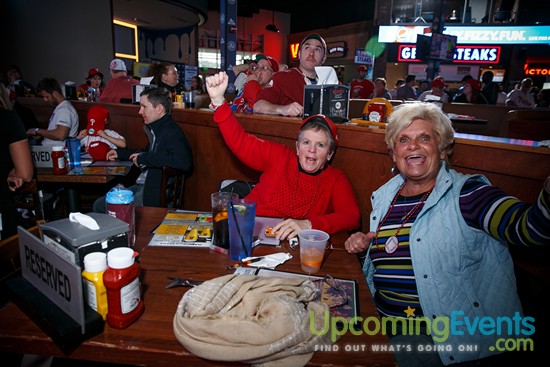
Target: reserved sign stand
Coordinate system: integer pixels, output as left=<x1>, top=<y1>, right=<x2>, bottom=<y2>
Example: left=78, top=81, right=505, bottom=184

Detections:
left=5, top=227, right=103, bottom=352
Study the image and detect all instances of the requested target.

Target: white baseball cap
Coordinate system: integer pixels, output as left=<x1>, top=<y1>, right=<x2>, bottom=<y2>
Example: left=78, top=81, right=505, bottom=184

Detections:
left=110, top=58, right=127, bottom=71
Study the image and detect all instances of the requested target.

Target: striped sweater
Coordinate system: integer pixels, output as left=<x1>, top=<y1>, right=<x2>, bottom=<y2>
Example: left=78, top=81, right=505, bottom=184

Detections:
left=372, top=177, right=550, bottom=317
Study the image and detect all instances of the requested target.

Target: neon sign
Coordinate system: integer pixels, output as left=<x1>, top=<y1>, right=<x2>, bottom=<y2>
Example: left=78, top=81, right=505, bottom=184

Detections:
left=380, top=25, right=550, bottom=45
left=398, top=45, right=501, bottom=64
left=290, top=43, right=300, bottom=59
left=525, top=67, right=550, bottom=75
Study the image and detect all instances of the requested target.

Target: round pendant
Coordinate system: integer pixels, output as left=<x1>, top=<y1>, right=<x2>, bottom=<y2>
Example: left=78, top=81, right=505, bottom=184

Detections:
left=385, top=236, right=399, bottom=254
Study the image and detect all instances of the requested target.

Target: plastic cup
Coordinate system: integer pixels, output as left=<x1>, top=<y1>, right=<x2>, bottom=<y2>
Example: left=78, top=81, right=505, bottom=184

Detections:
left=211, top=192, right=238, bottom=250
left=184, top=91, right=196, bottom=109
left=298, top=229, right=329, bottom=273
left=67, top=138, right=81, bottom=167
left=227, top=198, right=256, bottom=261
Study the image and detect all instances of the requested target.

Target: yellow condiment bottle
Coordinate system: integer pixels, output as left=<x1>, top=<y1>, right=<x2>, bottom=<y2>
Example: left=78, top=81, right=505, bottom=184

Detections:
left=82, top=252, right=109, bottom=320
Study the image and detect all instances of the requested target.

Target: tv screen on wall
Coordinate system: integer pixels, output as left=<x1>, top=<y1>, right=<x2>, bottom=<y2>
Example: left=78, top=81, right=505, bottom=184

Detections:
left=429, top=33, right=457, bottom=61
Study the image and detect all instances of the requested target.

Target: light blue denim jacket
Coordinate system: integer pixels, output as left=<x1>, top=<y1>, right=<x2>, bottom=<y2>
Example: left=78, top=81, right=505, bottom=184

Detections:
left=363, top=162, right=523, bottom=365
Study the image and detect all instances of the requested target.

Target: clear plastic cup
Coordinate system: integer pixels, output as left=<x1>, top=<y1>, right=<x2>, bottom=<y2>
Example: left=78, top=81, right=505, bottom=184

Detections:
left=298, top=229, right=329, bottom=273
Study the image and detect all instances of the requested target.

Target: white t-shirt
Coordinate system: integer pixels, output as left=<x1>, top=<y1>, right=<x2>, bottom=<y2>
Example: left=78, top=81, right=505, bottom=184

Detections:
left=506, top=89, right=535, bottom=108
left=42, top=100, right=79, bottom=146
left=418, top=91, right=449, bottom=103
left=80, top=129, right=125, bottom=149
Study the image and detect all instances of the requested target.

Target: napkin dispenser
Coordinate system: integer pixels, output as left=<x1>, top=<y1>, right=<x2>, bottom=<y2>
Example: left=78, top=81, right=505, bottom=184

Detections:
left=40, top=212, right=130, bottom=268
left=303, top=84, right=350, bottom=123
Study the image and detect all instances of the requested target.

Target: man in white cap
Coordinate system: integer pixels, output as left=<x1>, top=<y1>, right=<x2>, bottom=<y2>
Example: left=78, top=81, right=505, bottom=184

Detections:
left=253, top=33, right=327, bottom=117
left=98, top=58, right=140, bottom=103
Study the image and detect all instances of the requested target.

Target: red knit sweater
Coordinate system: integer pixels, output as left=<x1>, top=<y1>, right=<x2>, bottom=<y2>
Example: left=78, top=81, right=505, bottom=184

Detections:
left=213, top=103, right=360, bottom=235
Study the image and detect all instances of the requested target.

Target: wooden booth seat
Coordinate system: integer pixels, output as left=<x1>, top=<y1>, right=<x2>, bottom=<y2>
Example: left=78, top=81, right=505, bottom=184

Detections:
left=504, top=109, right=550, bottom=141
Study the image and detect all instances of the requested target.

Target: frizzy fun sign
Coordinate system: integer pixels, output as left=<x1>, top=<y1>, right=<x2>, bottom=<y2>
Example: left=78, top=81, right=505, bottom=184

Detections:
left=398, top=45, right=501, bottom=64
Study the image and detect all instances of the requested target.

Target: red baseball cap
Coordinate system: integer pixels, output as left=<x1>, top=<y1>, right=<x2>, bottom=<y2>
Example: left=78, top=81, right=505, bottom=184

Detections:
left=431, top=77, right=447, bottom=88
left=87, top=68, right=103, bottom=79
left=358, top=65, right=367, bottom=72
left=255, top=54, right=279, bottom=72
left=87, top=105, right=108, bottom=136
left=300, top=114, right=339, bottom=147
left=87, top=141, right=110, bottom=161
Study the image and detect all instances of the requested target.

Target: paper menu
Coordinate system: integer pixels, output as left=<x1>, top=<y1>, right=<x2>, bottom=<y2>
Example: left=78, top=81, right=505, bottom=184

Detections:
left=148, top=211, right=213, bottom=247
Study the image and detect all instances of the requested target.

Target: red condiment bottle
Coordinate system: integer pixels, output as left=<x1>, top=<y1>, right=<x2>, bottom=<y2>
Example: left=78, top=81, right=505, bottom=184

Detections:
left=51, top=145, right=67, bottom=175
left=103, top=247, right=144, bottom=329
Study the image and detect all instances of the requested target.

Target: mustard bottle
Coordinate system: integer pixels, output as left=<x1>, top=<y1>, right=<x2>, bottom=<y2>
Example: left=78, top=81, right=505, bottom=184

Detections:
left=82, top=252, right=109, bottom=320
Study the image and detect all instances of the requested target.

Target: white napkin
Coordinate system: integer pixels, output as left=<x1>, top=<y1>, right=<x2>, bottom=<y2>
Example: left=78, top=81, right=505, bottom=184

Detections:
left=69, top=212, right=100, bottom=230
left=315, top=66, right=339, bottom=85
left=242, top=253, right=292, bottom=269
left=140, top=76, right=154, bottom=85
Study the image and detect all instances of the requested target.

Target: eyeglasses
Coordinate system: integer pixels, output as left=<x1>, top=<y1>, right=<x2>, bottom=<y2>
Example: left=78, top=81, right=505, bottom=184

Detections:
left=251, top=65, right=272, bottom=72
left=312, top=274, right=349, bottom=309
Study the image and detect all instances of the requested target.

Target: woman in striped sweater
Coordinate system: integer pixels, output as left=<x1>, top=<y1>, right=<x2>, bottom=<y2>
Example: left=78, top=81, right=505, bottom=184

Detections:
left=345, top=102, right=549, bottom=367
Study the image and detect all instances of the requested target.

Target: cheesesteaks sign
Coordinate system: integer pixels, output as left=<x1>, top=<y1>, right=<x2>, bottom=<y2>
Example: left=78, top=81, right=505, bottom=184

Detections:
left=18, top=227, right=86, bottom=332
left=399, top=45, right=501, bottom=64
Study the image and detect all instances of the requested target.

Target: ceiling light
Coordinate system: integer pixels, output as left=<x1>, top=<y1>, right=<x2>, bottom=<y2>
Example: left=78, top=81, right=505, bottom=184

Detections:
left=265, top=11, right=279, bottom=33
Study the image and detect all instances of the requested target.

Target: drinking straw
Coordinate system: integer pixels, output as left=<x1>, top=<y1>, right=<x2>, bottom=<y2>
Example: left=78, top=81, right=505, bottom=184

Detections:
left=228, top=201, right=249, bottom=258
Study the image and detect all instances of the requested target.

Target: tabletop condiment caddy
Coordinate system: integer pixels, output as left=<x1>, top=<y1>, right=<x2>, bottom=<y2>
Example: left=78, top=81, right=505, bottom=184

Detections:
left=83, top=248, right=144, bottom=329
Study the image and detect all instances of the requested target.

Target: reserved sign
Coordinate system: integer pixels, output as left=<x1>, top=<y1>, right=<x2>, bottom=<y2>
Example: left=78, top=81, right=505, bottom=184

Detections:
left=18, top=227, right=86, bottom=332
left=31, top=145, right=53, bottom=168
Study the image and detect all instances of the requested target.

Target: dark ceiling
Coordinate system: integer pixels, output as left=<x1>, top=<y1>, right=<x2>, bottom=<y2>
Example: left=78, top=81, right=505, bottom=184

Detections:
left=206, top=0, right=375, bottom=34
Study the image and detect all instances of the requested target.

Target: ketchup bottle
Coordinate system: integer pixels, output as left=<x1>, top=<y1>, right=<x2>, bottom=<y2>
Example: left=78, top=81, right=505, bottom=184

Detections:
left=103, top=247, right=144, bottom=329
left=51, top=145, right=67, bottom=174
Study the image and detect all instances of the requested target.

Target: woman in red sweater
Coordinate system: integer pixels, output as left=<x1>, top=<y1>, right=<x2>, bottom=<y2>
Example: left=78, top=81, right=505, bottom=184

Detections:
left=206, top=72, right=360, bottom=241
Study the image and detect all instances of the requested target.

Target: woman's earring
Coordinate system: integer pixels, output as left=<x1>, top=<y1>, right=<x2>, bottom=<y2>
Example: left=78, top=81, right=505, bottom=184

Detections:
left=390, top=164, right=397, bottom=174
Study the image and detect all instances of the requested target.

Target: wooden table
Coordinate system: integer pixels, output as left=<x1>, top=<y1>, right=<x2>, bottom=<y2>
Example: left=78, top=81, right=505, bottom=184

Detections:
left=36, top=166, right=133, bottom=213
left=0, top=207, right=396, bottom=366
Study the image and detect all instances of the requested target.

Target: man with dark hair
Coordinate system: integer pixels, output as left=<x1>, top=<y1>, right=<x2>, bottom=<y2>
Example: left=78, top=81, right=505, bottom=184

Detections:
left=254, top=33, right=327, bottom=117
left=396, top=74, right=417, bottom=101
left=350, top=65, right=375, bottom=99
left=26, top=77, right=79, bottom=145
left=94, top=87, right=192, bottom=211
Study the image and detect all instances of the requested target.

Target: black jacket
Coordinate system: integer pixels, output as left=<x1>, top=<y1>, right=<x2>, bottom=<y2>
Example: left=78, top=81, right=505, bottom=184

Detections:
left=117, top=113, right=192, bottom=206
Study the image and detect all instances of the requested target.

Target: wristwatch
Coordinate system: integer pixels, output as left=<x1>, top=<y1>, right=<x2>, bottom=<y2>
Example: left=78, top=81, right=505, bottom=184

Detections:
left=34, top=128, right=40, bottom=135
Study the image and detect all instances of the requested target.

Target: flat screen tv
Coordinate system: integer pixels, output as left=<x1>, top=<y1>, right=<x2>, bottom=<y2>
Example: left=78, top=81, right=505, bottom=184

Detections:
left=429, top=33, right=457, bottom=61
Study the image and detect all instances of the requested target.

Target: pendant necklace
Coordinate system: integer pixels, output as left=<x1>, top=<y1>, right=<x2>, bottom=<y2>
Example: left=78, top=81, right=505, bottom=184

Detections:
left=375, top=183, right=434, bottom=254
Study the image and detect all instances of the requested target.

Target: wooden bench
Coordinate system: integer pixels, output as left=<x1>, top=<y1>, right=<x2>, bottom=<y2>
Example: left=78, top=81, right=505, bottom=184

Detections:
left=504, top=109, right=550, bottom=141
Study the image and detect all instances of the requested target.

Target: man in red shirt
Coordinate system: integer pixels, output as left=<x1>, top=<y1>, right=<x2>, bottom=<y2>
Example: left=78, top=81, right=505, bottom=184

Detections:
left=99, top=59, right=140, bottom=103
left=350, top=65, right=374, bottom=99
left=254, top=33, right=327, bottom=117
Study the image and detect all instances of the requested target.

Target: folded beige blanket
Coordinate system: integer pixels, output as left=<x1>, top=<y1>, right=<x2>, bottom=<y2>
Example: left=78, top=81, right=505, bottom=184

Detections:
left=173, top=274, right=336, bottom=367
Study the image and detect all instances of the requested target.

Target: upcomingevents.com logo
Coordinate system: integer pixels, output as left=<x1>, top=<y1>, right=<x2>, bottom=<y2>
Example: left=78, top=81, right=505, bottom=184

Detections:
left=310, top=310, right=535, bottom=353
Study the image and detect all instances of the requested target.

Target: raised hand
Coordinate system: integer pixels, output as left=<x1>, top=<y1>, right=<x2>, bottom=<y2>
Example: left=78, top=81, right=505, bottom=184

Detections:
left=205, top=72, right=228, bottom=106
